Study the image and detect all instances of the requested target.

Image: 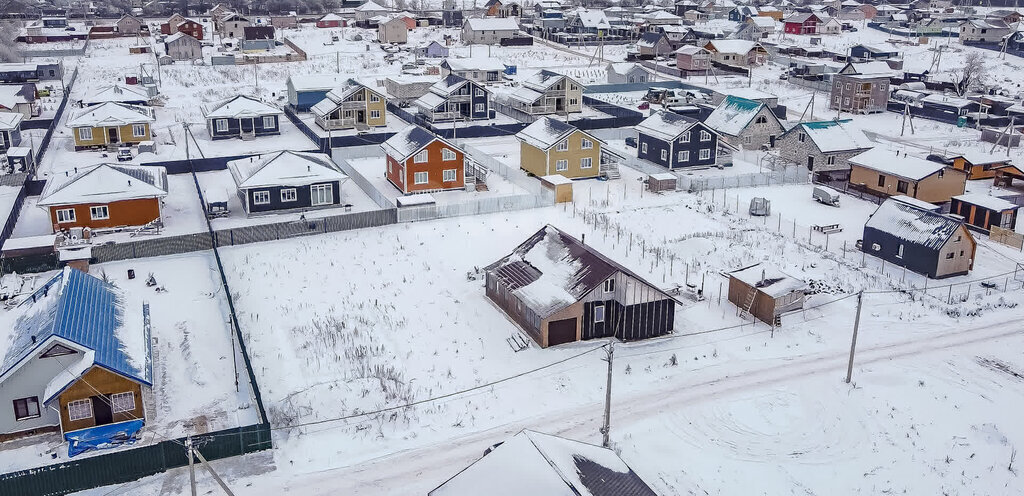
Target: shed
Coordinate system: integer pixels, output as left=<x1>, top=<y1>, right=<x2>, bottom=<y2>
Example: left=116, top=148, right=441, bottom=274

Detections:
left=539, top=174, right=573, bottom=203
left=949, top=193, right=1019, bottom=231
left=727, top=263, right=807, bottom=326
left=648, top=172, right=677, bottom=192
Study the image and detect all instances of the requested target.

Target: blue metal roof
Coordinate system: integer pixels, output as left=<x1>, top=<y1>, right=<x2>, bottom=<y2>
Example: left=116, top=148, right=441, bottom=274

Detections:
left=0, top=268, right=152, bottom=389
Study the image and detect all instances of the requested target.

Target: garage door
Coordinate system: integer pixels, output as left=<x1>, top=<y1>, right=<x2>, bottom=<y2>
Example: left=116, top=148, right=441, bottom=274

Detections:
left=547, top=318, right=577, bottom=347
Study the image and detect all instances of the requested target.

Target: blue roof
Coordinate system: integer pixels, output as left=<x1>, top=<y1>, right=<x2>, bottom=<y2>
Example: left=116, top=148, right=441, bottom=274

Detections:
left=0, top=268, right=152, bottom=391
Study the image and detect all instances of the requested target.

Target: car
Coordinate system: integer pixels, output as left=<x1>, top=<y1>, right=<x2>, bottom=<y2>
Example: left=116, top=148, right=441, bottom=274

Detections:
left=625, top=137, right=637, bottom=148
left=116, top=147, right=133, bottom=162
left=981, top=281, right=998, bottom=289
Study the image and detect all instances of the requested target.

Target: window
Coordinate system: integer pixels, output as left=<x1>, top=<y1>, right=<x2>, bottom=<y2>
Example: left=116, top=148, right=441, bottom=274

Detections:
left=215, top=119, right=228, bottom=132
left=877, top=175, right=886, bottom=187
left=556, top=139, right=569, bottom=151
left=414, top=150, right=429, bottom=163
left=678, top=150, right=689, bottom=162
left=755, top=116, right=767, bottom=124
left=603, top=279, right=614, bottom=292
left=846, top=83, right=852, bottom=90
left=310, top=184, right=333, bottom=205
left=474, top=88, right=484, bottom=97
left=955, top=235, right=962, bottom=242
left=68, top=399, right=92, bottom=421
left=414, top=171, right=429, bottom=184
left=89, top=205, right=109, bottom=220
left=896, top=180, right=909, bottom=194
left=660, top=149, right=668, bottom=161
left=844, top=97, right=850, bottom=106
left=700, top=130, right=711, bottom=141
left=834, top=96, right=840, bottom=103
left=581, top=157, right=592, bottom=169
left=262, top=116, right=275, bottom=129
left=581, top=138, right=593, bottom=149
left=681, top=131, right=690, bottom=142
left=13, top=397, right=40, bottom=421
left=78, top=127, right=93, bottom=141
left=569, top=98, right=578, bottom=106
left=872, top=243, right=881, bottom=251
left=370, top=110, right=381, bottom=119
left=835, top=82, right=841, bottom=89
left=743, top=135, right=752, bottom=144
left=442, top=169, right=457, bottom=182
left=253, top=191, right=270, bottom=205
left=945, top=252, right=955, bottom=259
left=474, top=103, right=485, bottom=113
left=132, top=124, right=146, bottom=137
left=699, top=148, right=711, bottom=160
left=281, top=188, right=297, bottom=202
left=959, top=250, right=965, bottom=257
left=896, top=244, right=904, bottom=258
left=370, top=94, right=381, bottom=102
left=826, top=155, right=836, bottom=165
left=110, top=392, right=135, bottom=414
left=442, top=148, right=457, bottom=161
left=56, top=208, right=76, bottom=223
left=555, top=159, right=568, bottom=171
left=798, top=133, right=806, bottom=143
left=641, top=142, right=648, bottom=154
left=593, top=304, right=605, bottom=323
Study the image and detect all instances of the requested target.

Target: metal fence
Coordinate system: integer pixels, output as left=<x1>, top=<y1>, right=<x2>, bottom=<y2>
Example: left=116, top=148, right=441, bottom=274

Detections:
left=91, top=232, right=215, bottom=263
left=677, top=166, right=808, bottom=192
left=331, top=146, right=397, bottom=209
left=34, top=67, right=79, bottom=167
left=396, top=193, right=553, bottom=223
left=462, top=144, right=546, bottom=195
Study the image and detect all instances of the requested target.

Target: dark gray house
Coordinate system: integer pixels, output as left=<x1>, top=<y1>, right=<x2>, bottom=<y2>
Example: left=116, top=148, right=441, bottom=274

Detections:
left=0, top=112, right=24, bottom=153
left=204, top=95, right=284, bottom=140
left=484, top=225, right=675, bottom=348
left=226, top=151, right=348, bottom=215
left=412, top=75, right=491, bottom=123
left=862, top=197, right=977, bottom=279
left=636, top=110, right=719, bottom=169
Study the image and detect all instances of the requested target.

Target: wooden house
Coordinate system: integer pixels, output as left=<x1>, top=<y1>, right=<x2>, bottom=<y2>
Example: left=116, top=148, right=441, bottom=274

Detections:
left=316, top=13, right=346, bottom=28
left=382, top=126, right=465, bottom=194
left=517, top=117, right=605, bottom=179
left=848, top=44, right=899, bottom=60
left=38, top=164, right=168, bottom=232
left=227, top=151, right=347, bottom=215
left=116, top=14, right=144, bottom=35
left=67, top=102, right=154, bottom=150
left=164, top=32, right=202, bottom=60
left=727, top=263, right=807, bottom=326
left=637, top=32, right=673, bottom=58
left=848, top=148, right=967, bottom=203
left=506, top=70, right=583, bottom=116
left=412, top=75, right=491, bottom=123
left=950, top=194, right=1019, bottom=231
left=440, top=57, right=507, bottom=84
left=311, top=80, right=387, bottom=130
left=0, top=112, right=24, bottom=153
left=461, top=17, right=520, bottom=44
left=204, top=95, right=283, bottom=140
left=636, top=110, right=720, bottom=169
left=863, top=197, right=976, bottom=278
left=286, top=74, right=346, bottom=111
left=159, top=13, right=186, bottom=34
left=703, top=95, right=783, bottom=150
left=81, top=84, right=152, bottom=107
left=948, top=151, right=1011, bottom=180
left=703, top=40, right=768, bottom=67
left=0, top=267, right=152, bottom=445
left=378, top=16, right=409, bottom=44
left=415, top=40, right=450, bottom=58
left=783, top=12, right=822, bottom=34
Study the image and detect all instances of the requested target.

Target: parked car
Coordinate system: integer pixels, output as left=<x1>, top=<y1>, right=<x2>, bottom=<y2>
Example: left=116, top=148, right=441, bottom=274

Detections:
left=625, top=136, right=637, bottom=148
left=749, top=197, right=771, bottom=216
left=812, top=186, right=840, bottom=206
left=116, top=146, right=133, bottom=162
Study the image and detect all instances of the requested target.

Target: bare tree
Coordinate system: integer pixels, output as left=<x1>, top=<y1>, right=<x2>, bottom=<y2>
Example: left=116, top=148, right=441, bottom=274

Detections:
left=0, top=21, right=19, bottom=63
left=950, top=51, right=988, bottom=96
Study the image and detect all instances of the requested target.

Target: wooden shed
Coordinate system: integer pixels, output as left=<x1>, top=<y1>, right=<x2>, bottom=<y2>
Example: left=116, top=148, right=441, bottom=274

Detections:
left=540, top=174, right=573, bottom=203
left=950, top=193, right=1019, bottom=231
left=648, top=173, right=677, bottom=192
left=727, top=263, right=807, bottom=326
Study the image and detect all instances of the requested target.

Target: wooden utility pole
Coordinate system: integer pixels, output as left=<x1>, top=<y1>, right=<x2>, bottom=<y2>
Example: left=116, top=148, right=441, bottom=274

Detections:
left=187, top=437, right=197, bottom=496
left=601, top=341, right=614, bottom=448
left=845, top=291, right=864, bottom=384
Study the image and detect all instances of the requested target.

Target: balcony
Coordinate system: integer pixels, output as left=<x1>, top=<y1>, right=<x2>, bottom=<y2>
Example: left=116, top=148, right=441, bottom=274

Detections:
left=526, top=104, right=556, bottom=115
left=448, top=93, right=472, bottom=102
left=317, top=117, right=359, bottom=130
left=341, top=100, right=367, bottom=110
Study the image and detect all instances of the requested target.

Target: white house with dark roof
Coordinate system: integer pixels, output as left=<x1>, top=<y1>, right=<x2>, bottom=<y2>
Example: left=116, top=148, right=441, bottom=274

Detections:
left=461, top=17, right=520, bottom=44
left=204, top=95, right=283, bottom=140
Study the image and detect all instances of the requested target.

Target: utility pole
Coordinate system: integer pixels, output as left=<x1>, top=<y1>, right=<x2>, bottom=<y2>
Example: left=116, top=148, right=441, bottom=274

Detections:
left=186, top=436, right=236, bottom=496
left=187, top=437, right=197, bottom=496
left=601, top=341, right=614, bottom=448
left=845, top=291, right=864, bottom=384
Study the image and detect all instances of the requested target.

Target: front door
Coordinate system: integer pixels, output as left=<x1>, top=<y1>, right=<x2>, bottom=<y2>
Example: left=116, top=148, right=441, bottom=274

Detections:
left=107, top=127, right=119, bottom=144
left=806, top=156, right=814, bottom=170
left=241, top=118, right=253, bottom=133
left=357, top=110, right=365, bottom=123
left=769, top=135, right=776, bottom=147
left=91, top=395, right=113, bottom=425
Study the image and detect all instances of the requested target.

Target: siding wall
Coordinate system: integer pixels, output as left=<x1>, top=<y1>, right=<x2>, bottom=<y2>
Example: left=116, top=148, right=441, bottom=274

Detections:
left=72, top=123, right=152, bottom=149
left=520, top=130, right=602, bottom=179
left=47, top=198, right=161, bottom=232
left=207, top=115, right=280, bottom=139
left=386, top=140, right=465, bottom=193
left=243, top=181, right=340, bottom=214
left=849, top=165, right=966, bottom=203
left=58, top=367, right=144, bottom=433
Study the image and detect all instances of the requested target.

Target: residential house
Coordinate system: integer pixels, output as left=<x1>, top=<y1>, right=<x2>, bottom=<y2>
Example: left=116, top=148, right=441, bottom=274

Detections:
left=848, top=43, right=899, bottom=60
left=240, top=26, right=276, bottom=51
left=919, top=94, right=977, bottom=124
left=355, top=1, right=390, bottom=23
left=81, top=84, right=152, bottom=107
left=164, top=32, right=202, bottom=61
left=217, top=13, right=251, bottom=39
left=378, top=16, right=409, bottom=44
left=227, top=151, right=347, bottom=215
left=209, top=3, right=233, bottom=18
left=0, top=63, right=42, bottom=83
left=286, top=74, right=346, bottom=111
left=948, top=151, right=1011, bottom=179
left=819, top=16, right=842, bottom=34
left=517, top=117, right=604, bottom=179
left=161, top=15, right=204, bottom=40
left=413, top=75, right=490, bottom=123
left=675, top=45, right=711, bottom=71
left=636, top=110, right=720, bottom=169
left=440, top=57, right=507, bottom=84
left=0, top=268, right=153, bottom=444
left=637, top=31, right=673, bottom=58
left=0, top=112, right=23, bottom=153
left=645, top=10, right=683, bottom=26
left=116, top=14, right=144, bottom=35
left=484, top=225, right=675, bottom=347
left=382, top=126, right=465, bottom=194
left=735, top=16, right=776, bottom=40
left=204, top=95, right=282, bottom=140
left=950, top=194, right=1019, bottom=231
left=311, top=80, right=387, bottom=130
left=484, top=0, right=521, bottom=18
left=848, top=148, right=967, bottom=203
left=566, top=9, right=611, bottom=34
left=38, top=164, right=168, bottom=231
left=67, top=102, right=154, bottom=150
left=270, top=15, right=299, bottom=29
left=987, top=9, right=1023, bottom=24
left=606, top=62, right=655, bottom=83
left=783, top=12, right=823, bottom=34
left=159, top=13, right=186, bottom=34
left=383, top=76, right=439, bottom=102
left=0, top=84, right=36, bottom=118
left=415, top=40, right=450, bottom=58
left=728, top=5, right=759, bottom=21
left=862, top=197, right=976, bottom=278
left=703, top=40, right=768, bottom=67
left=316, top=13, right=345, bottom=28
left=461, top=17, right=520, bottom=44
left=726, top=263, right=807, bottom=326
left=775, top=119, right=873, bottom=180
left=829, top=61, right=894, bottom=114
left=959, top=19, right=1011, bottom=43
left=506, top=70, right=583, bottom=116
left=758, top=7, right=785, bottom=20
left=429, top=430, right=659, bottom=495
left=703, top=95, right=783, bottom=149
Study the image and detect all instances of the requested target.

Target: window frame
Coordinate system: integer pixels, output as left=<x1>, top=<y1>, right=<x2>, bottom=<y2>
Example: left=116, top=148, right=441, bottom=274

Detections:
left=252, top=190, right=271, bottom=205
left=131, top=124, right=146, bottom=137
left=641, top=142, right=648, bottom=154
left=68, top=398, right=92, bottom=422
left=678, top=150, right=689, bottom=162
left=262, top=115, right=276, bottom=129
left=78, top=127, right=93, bottom=141
left=700, top=130, right=712, bottom=141
left=556, top=139, right=569, bottom=152
left=414, top=149, right=429, bottom=163
left=877, top=175, right=886, bottom=188
left=603, top=279, right=614, bottom=293
left=110, top=392, right=135, bottom=414
left=581, top=138, right=593, bottom=150
left=555, top=159, right=568, bottom=172
left=370, top=110, right=381, bottom=119
left=699, top=148, right=711, bottom=160
left=89, top=205, right=109, bottom=220
left=56, top=208, right=76, bottom=223
left=280, top=188, right=297, bottom=202
left=442, top=168, right=457, bottom=182
left=13, top=397, right=40, bottom=421
left=660, top=149, right=668, bottom=161
left=310, top=183, right=333, bottom=205
left=580, top=157, right=593, bottom=169
left=441, top=148, right=457, bottom=161
left=413, top=171, right=429, bottom=184
left=593, top=304, right=605, bottom=323
left=215, top=119, right=229, bottom=132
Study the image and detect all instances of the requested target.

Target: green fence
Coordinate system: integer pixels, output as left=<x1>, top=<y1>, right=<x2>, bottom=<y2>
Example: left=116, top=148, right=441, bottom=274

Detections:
left=0, top=423, right=272, bottom=496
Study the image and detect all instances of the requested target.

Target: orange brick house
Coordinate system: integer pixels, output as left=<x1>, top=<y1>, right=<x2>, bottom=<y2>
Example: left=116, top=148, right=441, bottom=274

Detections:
left=38, top=164, right=168, bottom=232
left=382, top=125, right=465, bottom=194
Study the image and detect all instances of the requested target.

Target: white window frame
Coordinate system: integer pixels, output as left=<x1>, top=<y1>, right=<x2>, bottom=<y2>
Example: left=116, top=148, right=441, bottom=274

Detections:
left=581, top=138, right=593, bottom=149
left=826, top=155, right=836, bottom=165
left=441, top=148, right=457, bottom=161
left=78, top=127, right=93, bottom=141
left=370, top=94, right=381, bottom=102
left=252, top=190, right=271, bottom=205
left=68, top=399, right=92, bottom=421
left=581, top=157, right=593, bottom=169
left=593, top=304, right=605, bottom=323
left=281, top=188, right=297, bottom=202
left=370, top=110, right=381, bottom=119
left=678, top=150, right=689, bottom=162
left=699, top=148, right=711, bottom=160
left=700, top=130, right=712, bottom=141
left=413, top=171, right=429, bottom=184
left=215, top=119, right=228, bottom=132
left=603, top=279, right=614, bottom=293
left=310, top=183, right=333, bottom=206
left=660, top=149, right=668, bottom=161
left=110, top=392, right=135, bottom=414
left=414, top=149, right=429, bottom=163
left=132, top=124, right=146, bottom=137
left=262, top=115, right=275, bottom=129
left=474, top=103, right=485, bottom=113
left=442, top=168, right=457, bottom=182
left=556, top=139, right=569, bottom=152
left=641, top=142, right=648, bottom=153
left=680, top=131, right=690, bottom=142
left=555, top=159, right=568, bottom=171
left=56, top=208, right=76, bottom=223
left=89, top=205, right=109, bottom=220
left=896, top=244, right=904, bottom=259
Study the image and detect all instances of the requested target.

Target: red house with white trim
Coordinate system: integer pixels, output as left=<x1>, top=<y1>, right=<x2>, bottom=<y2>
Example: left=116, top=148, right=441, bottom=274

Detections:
left=783, top=13, right=822, bottom=35
left=317, top=13, right=346, bottom=28
left=382, top=126, right=465, bottom=194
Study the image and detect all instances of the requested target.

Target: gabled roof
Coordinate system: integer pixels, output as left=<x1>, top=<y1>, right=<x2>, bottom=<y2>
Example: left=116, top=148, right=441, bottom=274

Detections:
left=783, top=12, right=821, bottom=23
left=750, top=16, right=776, bottom=27
left=674, top=45, right=709, bottom=55
left=381, top=125, right=456, bottom=162
left=0, top=111, right=24, bottom=130
left=636, top=110, right=704, bottom=142
left=865, top=198, right=966, bottom=250
left=952, top=193, right=1019, bottom=212
left=66, top=102, right=154, bottom=128
left=429, top=74, right=481, bottom=97
left=81, top=84, right=150, bottom=106
left=288, top=73, right=347, bottom=92
left=310, top=80, right=385, bottom=117
left=206, top=95, right=282, bottom=119
left=851, top=43, right=897, bottom=54
left=0, top=267, right=153, bottom=403
left=848, top=148, right=952, bottom=181
left=784, top=119, right=873, bottom=153
left=841, top=61, right=895, bottom=76
left=517, top=117, right=599, bottom=151
left=705, top=39, right=764, bottom=55
left=962, top=18, right=1009, bottom=29
left=38, top=164, right=168, bottom=207
left=164, top=32, right=200, bottom=44
left=573, top=9, right=611, bottom=29
left=356, top=0, right=388, bottom=11
left=522, top=69, right=579, bottom=92
left=443, top=57, right=507, bottom=72
left=637, top=31, right=668, bottom=47
left=227, top=151, right=346, bottom=189
left=319, top=13, right=344, bottom=21
left=0, top=84, right=34, bottom=109
left=464, top=17, right=520, bottom=31
left=607, top=62, right=653, bottom=76
left=703, top=95, right=771, bottom=137
left=728, top=263, right=806, bottom=298
left=430, top=430, right=658, bottom=496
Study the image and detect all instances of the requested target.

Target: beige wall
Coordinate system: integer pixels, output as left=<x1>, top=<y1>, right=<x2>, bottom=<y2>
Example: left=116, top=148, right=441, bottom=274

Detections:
left=365, top=89, right=387, bottom=126
left=545, top=130, right=602, bottom=179
left=541, top=301, right=583, bottom=347
left=935, top=225, right=975, bottom=277
left=849, top=165, right=966, bottom=203
left=520, top=141, right=550, bottom=176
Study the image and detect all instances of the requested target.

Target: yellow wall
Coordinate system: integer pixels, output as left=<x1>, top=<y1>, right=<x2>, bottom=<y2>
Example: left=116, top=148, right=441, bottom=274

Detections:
left=849, top=165, right=966, bottom=203
left=72, top=123, right=152, bottom=148
left=520, top=141, right=549, bottom=176
left=365, top=89, right=387, bottom=126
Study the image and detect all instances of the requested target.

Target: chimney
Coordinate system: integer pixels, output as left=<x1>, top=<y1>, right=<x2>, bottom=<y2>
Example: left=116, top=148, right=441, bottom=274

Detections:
left=760, top=268, right=766, bottom=285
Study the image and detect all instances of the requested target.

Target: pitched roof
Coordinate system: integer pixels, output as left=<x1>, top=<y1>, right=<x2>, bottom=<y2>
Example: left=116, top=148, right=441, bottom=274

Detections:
left=522, top=69, right=578, bottom=92
left=574, top=9, right=611, bottom=29
left=429, top=74, right=477, bottom=96
left=81, top=84, right=151, bottom=106
left=356, top=0, right=388, bottom=11
left=287, top=73, right=347, bottom=92
left=848, top=148, right=950, bottom=181
left=637, top=31, right=667, bottom=47
left=430, top=430, right=658, bottom=496
left=703, top=95, right=768, bottom=137
left=206, top=95, right=282, bottom=119
left=517, top=117, right=593, bottom=150
left=0, top=84, right=34, bottom=109
left=636, top=110, right=702, bottom=142
left=0, top=111, right=23, bottom=130
left=165, top=32, right=199, bottom=44
left=843, top=61, right=895, bottom=76
left=227, top=151, right=346, bottom=189
left=310, top=80, right=384, bottom=117
left=67, top=102, right=154, bottom=128
left=705, top=39, right=763, bottom=55
left=38, top=164, right=168, bottom=207
left=787, top=119, right=873, bottom=153
left=464, top=17, right=520, bottom=31
left=443, top=57, right=507, bottom=72
left=0, top=267, right=153, bottom=403
left=952, top=193, right=1019, bottom=212
left=865, top=198, right=966, bottom=250
left=319, top=13, right=344, bottom=21
left=381, top=125, right=454, bottom=162
left=728, top=263, right=807, bottom=298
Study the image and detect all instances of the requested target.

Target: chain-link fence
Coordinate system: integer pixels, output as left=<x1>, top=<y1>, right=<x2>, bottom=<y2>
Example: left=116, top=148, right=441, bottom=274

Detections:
left=677, top=166, right=809, bottom=192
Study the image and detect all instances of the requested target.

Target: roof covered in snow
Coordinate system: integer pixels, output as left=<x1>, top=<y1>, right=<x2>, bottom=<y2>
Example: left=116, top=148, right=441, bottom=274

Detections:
left=786, top=119, right=873, bottom=153
left=381, top=125, right=453, bottom=162
left=573, top=9, right=611, bottom=29
left=848, top=148, right=950, bottom=181
left=865, top=198, right=966, bottom=250
left=206, top=95, right=282, bottom=119
left=288, top=74, right=348, bottom=92
left=636, top=110, right=702, bottom=142
left=310, top=80, right=384, bottom=117
left=517, top=117, right=593, bottom=150
left=165, top=31, right=199, bottom=44
left=81, top=84, right=151, bottom=106
left=66, top=102, right=154, bottom=128
left=522, top=69, right=578, bottom=92
left=227, top=151, right=346, bottom=189
left=39, top=164, right=168, bottom=207
left=356, top=0, right=389, bottom=11
left=705, top=39, right=763, bottom=55
left=443, top=57, right=507, bottom=72
left=952, top=193, right=1020, bottom=212
left=0, top=111, right=23, bottom=130
left=464, top=17, right=520, bottom=31
left=843, top=61, right=896, bottom=76
left=947, top=150, right=1011, bottom=166
left=729, top=263, right=807, bottom=298
left=703, top=95, right=767, bottom=137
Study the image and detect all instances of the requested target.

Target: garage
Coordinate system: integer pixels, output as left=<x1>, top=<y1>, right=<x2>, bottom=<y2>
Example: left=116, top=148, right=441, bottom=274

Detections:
left=547, top=318, right=577, bottom=346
